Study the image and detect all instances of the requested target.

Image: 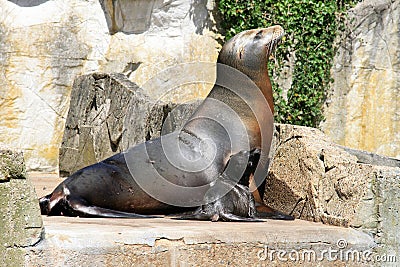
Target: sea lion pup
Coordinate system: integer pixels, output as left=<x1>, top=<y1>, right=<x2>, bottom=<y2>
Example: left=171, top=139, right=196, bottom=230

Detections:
left=178, top=179, right=259, bottom=222
left=177, top=149, right=261, bottom=222
left=40, top=25, right=289, bottom=221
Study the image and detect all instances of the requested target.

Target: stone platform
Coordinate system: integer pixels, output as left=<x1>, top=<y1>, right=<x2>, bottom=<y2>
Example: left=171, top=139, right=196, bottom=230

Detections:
left=27, top=216, right=375, bottom=266
left=25, top=173, right=389, bottom=267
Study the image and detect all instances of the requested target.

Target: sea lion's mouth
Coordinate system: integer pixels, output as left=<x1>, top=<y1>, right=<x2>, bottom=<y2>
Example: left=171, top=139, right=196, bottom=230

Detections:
left=266, top=28, right=285, bottom=58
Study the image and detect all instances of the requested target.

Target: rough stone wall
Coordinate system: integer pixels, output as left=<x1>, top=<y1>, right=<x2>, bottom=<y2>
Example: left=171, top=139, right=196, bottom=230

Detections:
left=0, top=146, right=43, bottom=266
left=321, top=0, right=400, bottom=159
left=265, top=124, right=400, bottom=259
left=0, top=0, right=220, bottom=171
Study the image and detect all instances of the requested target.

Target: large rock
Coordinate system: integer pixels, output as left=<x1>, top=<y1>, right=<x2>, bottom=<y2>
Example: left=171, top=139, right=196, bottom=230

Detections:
left=0, top=146, right=43, bottom=266
left=266, top=124, right=400, bottom=258
left=0, top=0, right=220, bottom=171
left=99, top=0, right=220, bottom=103
left=322, top=0, right=400, bottom=159
left=59, top=73, right=201, bottom=176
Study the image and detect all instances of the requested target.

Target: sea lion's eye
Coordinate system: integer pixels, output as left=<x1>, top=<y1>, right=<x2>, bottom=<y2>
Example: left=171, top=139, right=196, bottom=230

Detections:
left=239, top=46, right=244, bottom=59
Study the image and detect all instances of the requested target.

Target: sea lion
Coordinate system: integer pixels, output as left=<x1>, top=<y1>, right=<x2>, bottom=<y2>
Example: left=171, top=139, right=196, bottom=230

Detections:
left=40, top=25, right=290, bottom=221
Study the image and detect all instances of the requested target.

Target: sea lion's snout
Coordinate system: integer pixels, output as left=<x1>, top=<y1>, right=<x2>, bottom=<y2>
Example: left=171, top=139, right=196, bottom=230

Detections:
left=258, top=25, right=285, bottom=57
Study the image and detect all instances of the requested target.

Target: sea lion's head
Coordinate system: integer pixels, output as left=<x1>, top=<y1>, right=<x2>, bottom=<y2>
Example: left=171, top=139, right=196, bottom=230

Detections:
left=218, top=25, right=284, bottom=74
left=217, top=25, right=284, bottom=112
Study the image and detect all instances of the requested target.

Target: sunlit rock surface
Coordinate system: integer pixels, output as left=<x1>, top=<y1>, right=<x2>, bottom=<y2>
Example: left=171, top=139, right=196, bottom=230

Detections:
left=322, top=0, right=400, bottom=159
left=0, top=0, right=220, bottom=171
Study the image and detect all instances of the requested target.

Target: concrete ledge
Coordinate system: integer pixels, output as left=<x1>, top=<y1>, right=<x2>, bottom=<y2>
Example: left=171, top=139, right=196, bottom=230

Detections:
left=39, top=216, right=373, bottom=248
left=26, top=217, right=377, bottom=266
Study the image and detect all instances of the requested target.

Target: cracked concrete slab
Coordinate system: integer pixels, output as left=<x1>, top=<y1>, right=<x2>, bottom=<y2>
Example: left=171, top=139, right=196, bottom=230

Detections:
left=25, top=216, right=376, bottom=266
left=38, top=216, right=374, bottom=248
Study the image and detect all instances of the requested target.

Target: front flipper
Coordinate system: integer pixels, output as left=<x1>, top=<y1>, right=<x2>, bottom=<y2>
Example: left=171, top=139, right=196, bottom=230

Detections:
left=175, top=208, right=216, bottom=221
left=218, top=212, right=263, bottom=222
left=177, top=208, right=263, bottom=222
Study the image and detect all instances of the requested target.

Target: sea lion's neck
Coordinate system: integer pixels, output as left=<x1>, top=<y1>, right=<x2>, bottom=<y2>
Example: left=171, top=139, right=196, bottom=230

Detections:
left=216, top=52, right=274, bottom=114
left=182, top=63, right=272, bottom=151
left=253, top=70, right=274, bottom=114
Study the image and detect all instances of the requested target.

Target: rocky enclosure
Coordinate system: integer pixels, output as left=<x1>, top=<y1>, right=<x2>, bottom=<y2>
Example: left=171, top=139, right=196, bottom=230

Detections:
left=1, top=0, right=399, bottom=265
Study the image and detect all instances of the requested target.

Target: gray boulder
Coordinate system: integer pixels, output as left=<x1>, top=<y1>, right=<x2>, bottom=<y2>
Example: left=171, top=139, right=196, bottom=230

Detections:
left=59, top=73, right=200, bottom=176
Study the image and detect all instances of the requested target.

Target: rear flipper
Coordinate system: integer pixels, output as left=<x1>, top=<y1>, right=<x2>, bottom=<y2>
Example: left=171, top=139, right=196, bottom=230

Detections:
left=39, top=185, right=158, bottom=218
left=255, top=203, right=294, bottom=220
left=63, top=196, right=158, bottom=218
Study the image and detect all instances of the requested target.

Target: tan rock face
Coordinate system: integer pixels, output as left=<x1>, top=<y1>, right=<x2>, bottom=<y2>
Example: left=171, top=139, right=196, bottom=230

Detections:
left=322, top=0, right=400, bottom=159
left=266, top=124, right=400, bottom=255
left=0, top=1, right=109, bottom=171
left=0, top=0, right=220, bottom=171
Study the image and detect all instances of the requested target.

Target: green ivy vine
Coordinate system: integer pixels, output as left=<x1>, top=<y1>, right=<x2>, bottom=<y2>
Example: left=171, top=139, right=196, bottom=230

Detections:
left=218, top=0, right=360, bottom=127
